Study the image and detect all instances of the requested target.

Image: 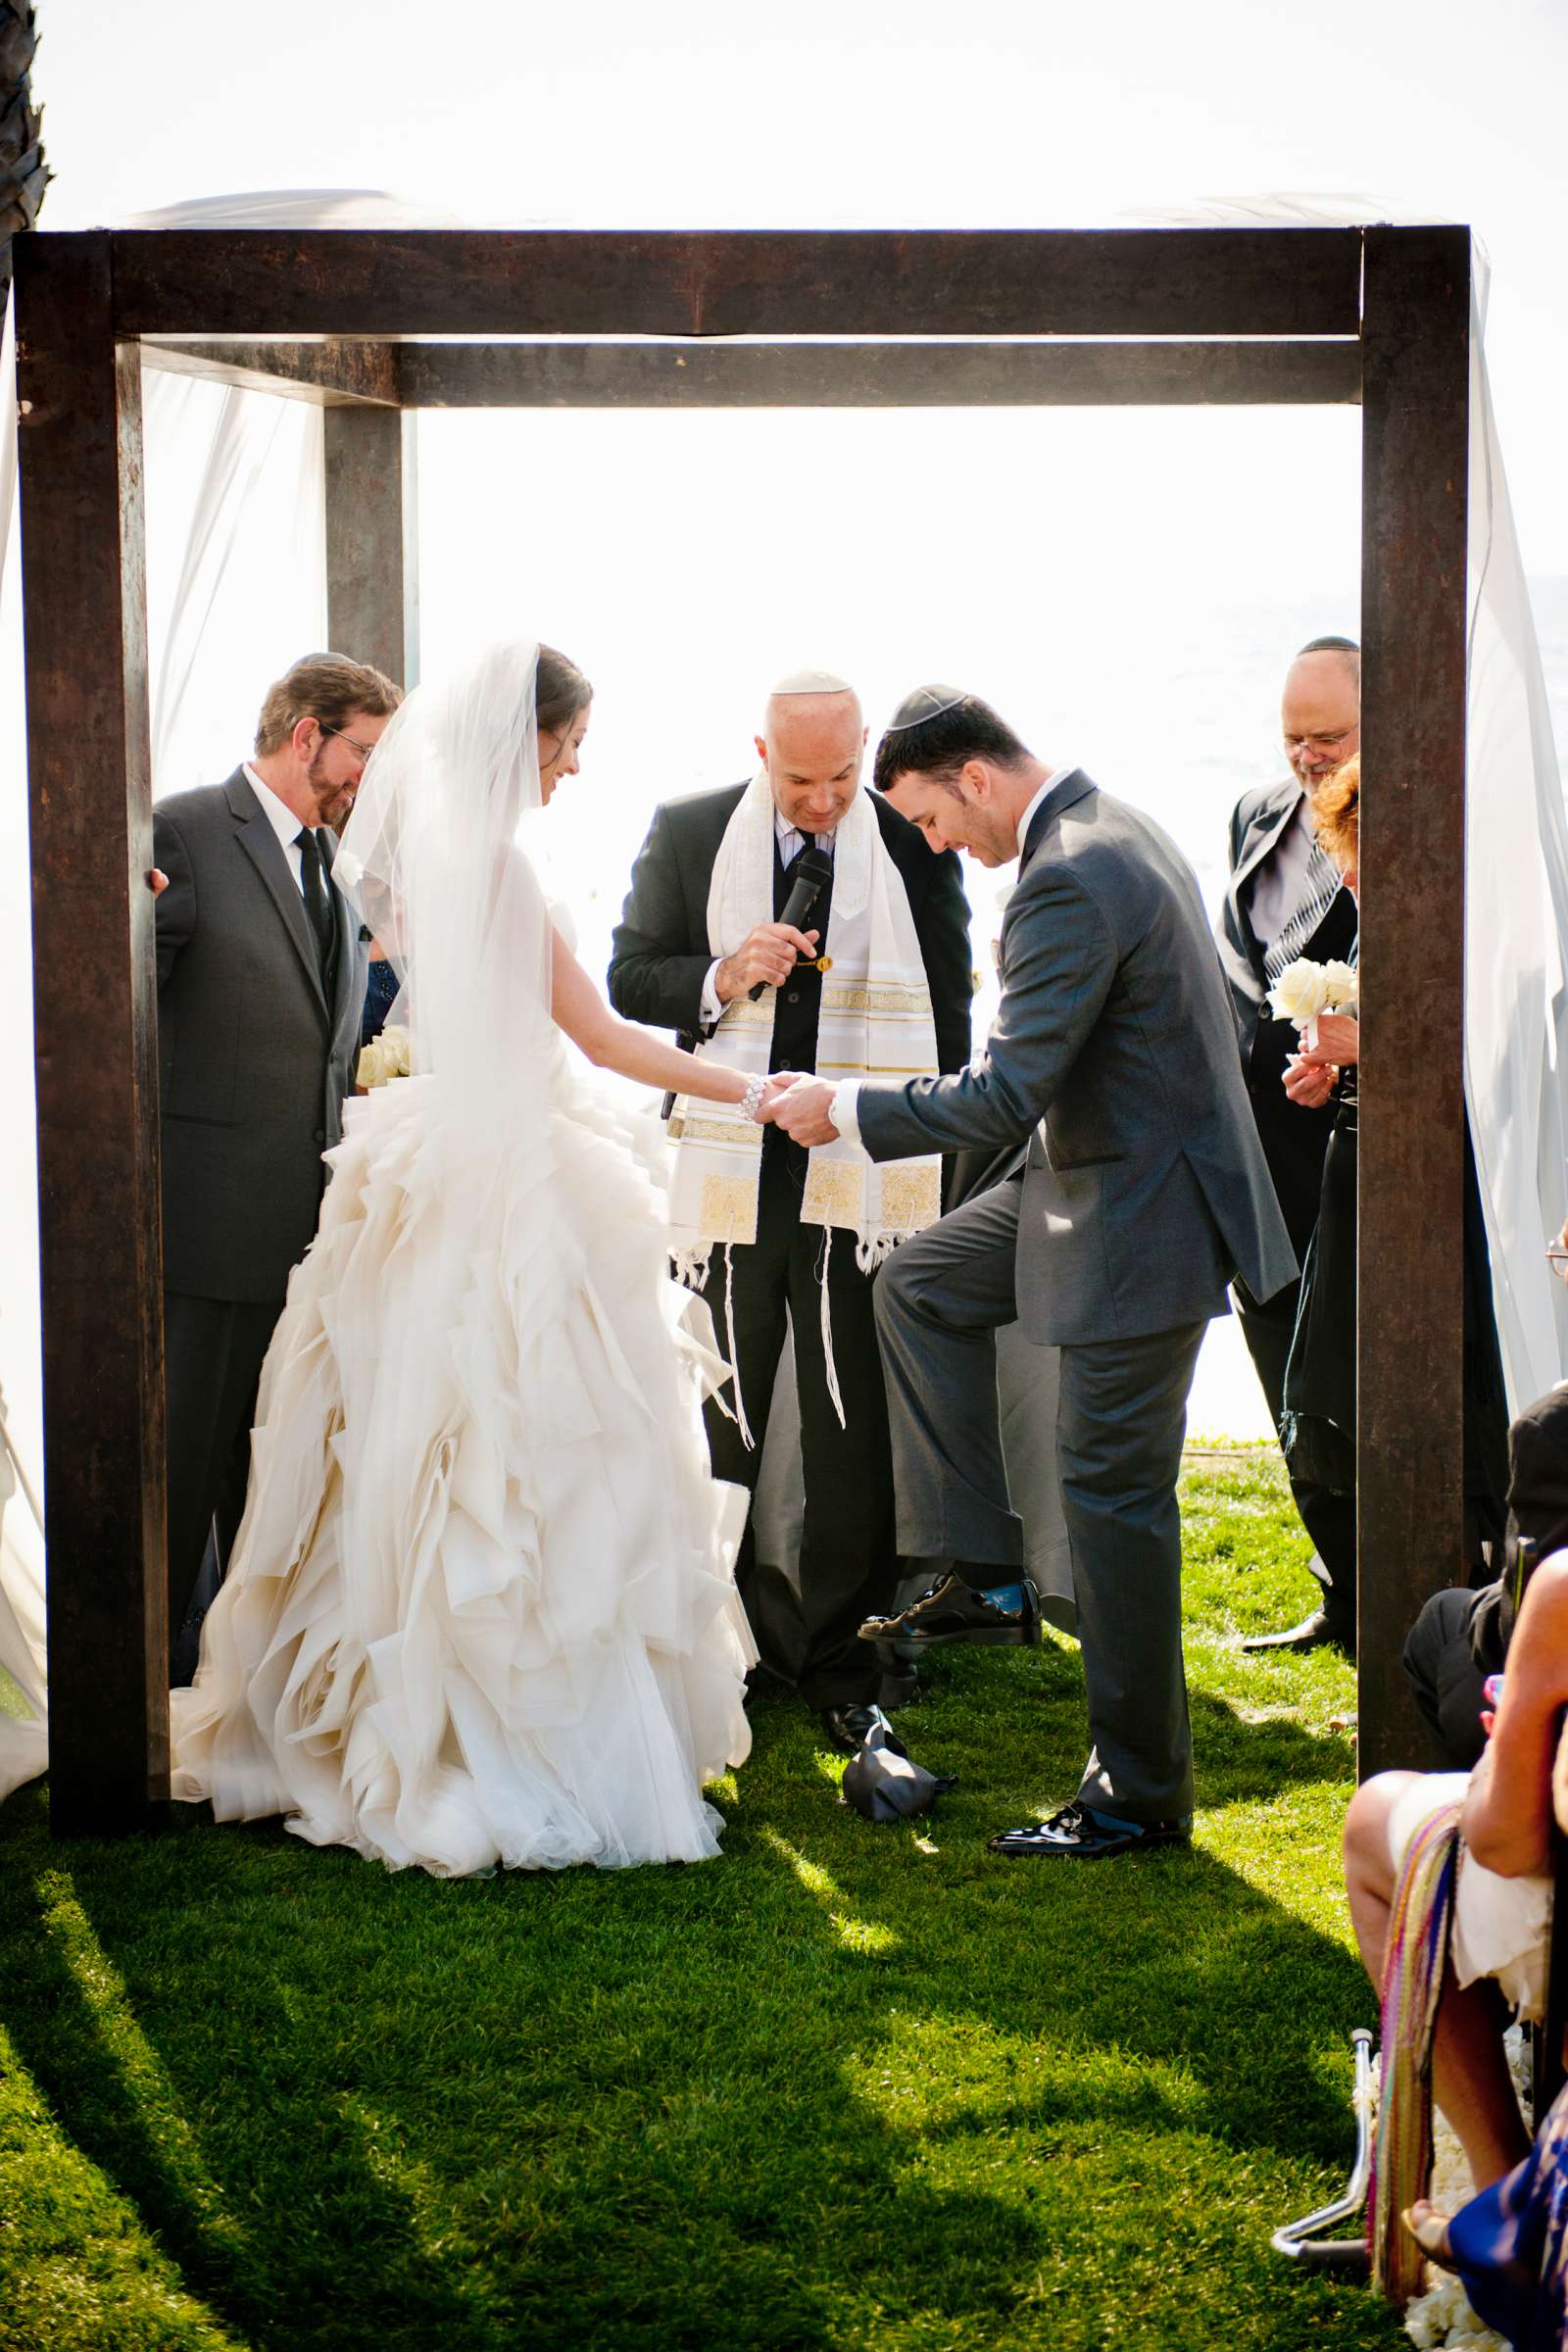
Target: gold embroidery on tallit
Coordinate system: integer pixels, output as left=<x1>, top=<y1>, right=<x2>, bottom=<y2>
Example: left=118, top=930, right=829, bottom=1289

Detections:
left=700, top=1174, right=760, bottom=1246
left=676, top=1117, right=763, bottom=1148
left=879, top=1164, right=941, bottom=1230
left=802, top=1159, right=865, bottom=1228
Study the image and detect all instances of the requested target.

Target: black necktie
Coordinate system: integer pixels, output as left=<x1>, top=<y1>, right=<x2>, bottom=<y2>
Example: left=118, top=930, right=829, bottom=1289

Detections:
left=296, top=828, right=337, bottom=990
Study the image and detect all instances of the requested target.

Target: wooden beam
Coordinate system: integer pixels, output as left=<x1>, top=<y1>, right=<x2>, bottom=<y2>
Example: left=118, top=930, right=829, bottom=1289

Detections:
left=139, top=337, right=400, bottom=407
left=101, top=227, right=1365, bottom=341
left=14, top=231, right=169, bottom=1832
left=1356, top=223, right=1472, bottom=1777
left=324, top=406, right=419, bottom=687
left=395, top=338, right=1362, bottom=410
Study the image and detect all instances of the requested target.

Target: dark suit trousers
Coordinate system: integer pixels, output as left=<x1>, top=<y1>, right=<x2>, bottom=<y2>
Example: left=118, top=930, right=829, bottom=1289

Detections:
left=699, top=1144, right=898, bottom=1708
left=164, top=1290, right=283, bottom=1673
left=1232, top=1271, right=1357, bottom=1637
left=873, top=1175, right=1205, bottom=1823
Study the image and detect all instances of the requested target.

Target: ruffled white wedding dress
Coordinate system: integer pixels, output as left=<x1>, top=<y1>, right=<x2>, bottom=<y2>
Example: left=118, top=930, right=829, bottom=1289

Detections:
left=171, top=1062, right=754, bottom=1875
left=170, top=644, right=754, bottom=1875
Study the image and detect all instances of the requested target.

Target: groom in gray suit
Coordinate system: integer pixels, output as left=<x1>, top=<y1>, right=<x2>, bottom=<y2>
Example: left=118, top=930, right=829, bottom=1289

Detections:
left=771, top=686, right=1297, bottom=1857
left=152, top=651, right=401, bottom=1672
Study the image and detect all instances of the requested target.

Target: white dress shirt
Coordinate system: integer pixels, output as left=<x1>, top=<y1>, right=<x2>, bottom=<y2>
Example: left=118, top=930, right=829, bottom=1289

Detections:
left=697, top=810, right=835, bottom=1031
left=827, top=768, right=1068, bottom=1147
left=243, top=761, right=316, bottom=894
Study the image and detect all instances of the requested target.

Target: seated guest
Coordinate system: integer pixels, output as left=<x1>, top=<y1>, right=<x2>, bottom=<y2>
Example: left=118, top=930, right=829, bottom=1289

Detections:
left=1279, top=759, right=1509, bottom=1616
left=1405, top=1374, right=1568, bottom=1770
left=1345, top=1556, right=1568, bottom=2235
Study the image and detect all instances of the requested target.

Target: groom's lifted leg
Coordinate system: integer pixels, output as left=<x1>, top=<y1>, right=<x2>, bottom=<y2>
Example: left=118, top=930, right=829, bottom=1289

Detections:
left=862, top=1178, right=1044, bottom=1650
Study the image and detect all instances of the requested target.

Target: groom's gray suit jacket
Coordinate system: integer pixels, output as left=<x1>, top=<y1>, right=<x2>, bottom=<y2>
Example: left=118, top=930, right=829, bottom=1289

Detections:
left=856, top=770, right=1298, bottom=1346
left=153, top=767, right=368, bottom=1304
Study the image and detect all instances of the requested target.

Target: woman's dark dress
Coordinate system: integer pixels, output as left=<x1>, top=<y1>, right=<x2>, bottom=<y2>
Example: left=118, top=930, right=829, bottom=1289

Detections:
left=1280, top=1072, right=1510, bottom=1567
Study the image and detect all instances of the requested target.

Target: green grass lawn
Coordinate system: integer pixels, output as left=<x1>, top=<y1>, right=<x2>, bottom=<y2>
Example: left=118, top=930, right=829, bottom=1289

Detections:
left=0, top=1451, right=1405, bottom=2352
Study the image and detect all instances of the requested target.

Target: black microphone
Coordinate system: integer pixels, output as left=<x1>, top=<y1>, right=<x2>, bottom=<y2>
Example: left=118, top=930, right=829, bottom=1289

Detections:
left=750, top=846, right=833, bottom=1001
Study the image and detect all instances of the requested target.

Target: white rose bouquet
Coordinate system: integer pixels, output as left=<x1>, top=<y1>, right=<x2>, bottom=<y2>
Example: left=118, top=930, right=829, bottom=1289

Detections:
left=356, top=1023, right=412, bottom=1090
left=1266, top=956, right=1358, bottom=1052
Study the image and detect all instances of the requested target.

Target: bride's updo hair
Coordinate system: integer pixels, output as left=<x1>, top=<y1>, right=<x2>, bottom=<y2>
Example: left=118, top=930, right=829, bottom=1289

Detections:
left=1312, top=754, right=1359, bottom=874
left=537, top=645, right=592, bottom=733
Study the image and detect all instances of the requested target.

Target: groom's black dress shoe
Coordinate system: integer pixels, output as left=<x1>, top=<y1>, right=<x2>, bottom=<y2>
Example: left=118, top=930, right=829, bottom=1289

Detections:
left=988, top=1802, right=1191, bottom=1860
left=819, top=1703, right=909, bottom=1758
left=1240, top=1607, right=1355, bottom=1660
left=858, top=1571, right=1042, bottom=1649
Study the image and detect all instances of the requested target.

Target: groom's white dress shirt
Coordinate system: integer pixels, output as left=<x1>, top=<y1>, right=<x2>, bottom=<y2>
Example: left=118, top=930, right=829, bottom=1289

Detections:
left=697, top=808, right=836, bottom=1033
left=828, top=770, right=1065, bottom=1149
left=244, top=761, right=320, bottom=896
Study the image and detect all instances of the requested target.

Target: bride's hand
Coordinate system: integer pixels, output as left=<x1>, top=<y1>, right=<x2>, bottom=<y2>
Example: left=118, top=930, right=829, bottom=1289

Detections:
left=758, top=1073, right=801, bottom=1122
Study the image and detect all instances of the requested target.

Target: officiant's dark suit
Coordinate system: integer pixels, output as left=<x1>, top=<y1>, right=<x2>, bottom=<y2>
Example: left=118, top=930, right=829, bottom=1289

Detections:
left=1216, top=775, right=1359, bottom=1643
left=859, top=769, right=1298, bottom=1827
left=155, top=756, right=370, bottom=1668
left=608, top=780, right=972, bottom=1718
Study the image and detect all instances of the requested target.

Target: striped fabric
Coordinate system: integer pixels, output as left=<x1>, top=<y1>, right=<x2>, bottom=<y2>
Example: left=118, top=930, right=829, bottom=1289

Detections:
left=1369, top=1802, right=1463, bottom=2301
left=1262, top=839, right=1350, bottom=987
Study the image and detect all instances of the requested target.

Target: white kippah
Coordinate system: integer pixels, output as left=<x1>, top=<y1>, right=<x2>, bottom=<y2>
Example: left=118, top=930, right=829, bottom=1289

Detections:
left=769, top=666, right=856, bottom=696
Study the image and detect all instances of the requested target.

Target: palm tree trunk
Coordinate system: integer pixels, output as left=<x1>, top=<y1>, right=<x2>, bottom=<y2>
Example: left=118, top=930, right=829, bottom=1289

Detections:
left=0, top=0, right=49, bottom=313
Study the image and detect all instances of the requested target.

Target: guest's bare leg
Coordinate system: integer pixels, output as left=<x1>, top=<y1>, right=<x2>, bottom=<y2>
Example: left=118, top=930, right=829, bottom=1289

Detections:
left=1344, top=1773, right=1531, bottom=2189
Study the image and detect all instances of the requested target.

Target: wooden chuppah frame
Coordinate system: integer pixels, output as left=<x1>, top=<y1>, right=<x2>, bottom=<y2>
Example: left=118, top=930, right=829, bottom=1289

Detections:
left=13, top=224, right=1471, bottom=1833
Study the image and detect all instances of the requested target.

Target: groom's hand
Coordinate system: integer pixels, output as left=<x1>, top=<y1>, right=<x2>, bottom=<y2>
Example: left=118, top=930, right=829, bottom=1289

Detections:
left=714, top=923, right=820, bottom=1003
left=770, top=1075, right=840, bottom=1147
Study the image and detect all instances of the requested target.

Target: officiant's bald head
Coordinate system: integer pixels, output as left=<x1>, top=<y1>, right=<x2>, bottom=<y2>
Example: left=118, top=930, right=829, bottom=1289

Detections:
left=758, top=668, right=868, bottom=838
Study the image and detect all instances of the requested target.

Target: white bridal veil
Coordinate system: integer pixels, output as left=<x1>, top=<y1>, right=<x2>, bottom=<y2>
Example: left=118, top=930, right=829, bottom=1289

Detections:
left=2, top=195, right=1565, bottom=1801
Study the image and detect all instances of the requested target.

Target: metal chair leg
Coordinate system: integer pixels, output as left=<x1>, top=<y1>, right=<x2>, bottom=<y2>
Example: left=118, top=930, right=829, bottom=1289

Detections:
left=1271, top=2028, right=1375, bottom=2272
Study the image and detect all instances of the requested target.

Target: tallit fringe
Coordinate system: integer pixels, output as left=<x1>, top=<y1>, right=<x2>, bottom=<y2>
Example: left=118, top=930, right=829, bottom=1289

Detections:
left=818, top=1229, right=846, bottom=1432
left=671, top=1245, right=712, bottom=1291
left=722, top=1244, right=755, bottom=1450
left=855, top=1227, right=924, bottom=1276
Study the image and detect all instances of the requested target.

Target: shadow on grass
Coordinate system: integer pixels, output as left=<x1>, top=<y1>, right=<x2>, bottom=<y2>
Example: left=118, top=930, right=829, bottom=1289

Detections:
left=0, top=1650, right=1386, bottom=2352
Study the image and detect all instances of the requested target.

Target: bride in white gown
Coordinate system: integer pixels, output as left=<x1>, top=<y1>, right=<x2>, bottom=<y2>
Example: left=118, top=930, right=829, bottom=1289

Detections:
left=171, top=642, right=760, bottom=1876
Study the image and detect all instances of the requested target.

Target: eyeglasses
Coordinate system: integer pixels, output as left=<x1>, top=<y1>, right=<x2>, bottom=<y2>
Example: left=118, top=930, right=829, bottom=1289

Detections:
left=318, top=724, right=379, bottom=762
left=1284, top=727, right=1356, bottom=754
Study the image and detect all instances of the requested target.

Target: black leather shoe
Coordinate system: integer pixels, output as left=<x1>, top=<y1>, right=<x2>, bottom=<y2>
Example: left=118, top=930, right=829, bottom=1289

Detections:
left=819, top=1702, right=909, bottom=1758
left=1240, top=1607, right=1355, bottom=1659
left=988, top=1801, right=1191, bottom=1860
left=858, top=1570, right=1041, bottom=1649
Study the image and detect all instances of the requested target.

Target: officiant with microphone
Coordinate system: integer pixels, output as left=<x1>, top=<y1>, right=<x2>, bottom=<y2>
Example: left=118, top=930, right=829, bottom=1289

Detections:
left=609, top=670, right=972, bottom=1752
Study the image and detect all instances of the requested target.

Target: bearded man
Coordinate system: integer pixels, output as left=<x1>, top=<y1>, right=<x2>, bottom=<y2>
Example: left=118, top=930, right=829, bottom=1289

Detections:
left=153, top=651, right=401, bottom=1672
left=1216, top=635, right=1360, bottom=1654
left=608, top=670, right=971, bottom=1752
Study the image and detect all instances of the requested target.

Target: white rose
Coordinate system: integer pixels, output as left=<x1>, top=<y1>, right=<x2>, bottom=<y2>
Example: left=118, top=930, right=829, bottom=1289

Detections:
left=381, top=1023, right=412, bottom=1077
left=1266, top=957, right=1333, bottom=1028
left=357, top=1039, right=389, bottom=1089
left=1320, top=959, right=1359, bottom=1011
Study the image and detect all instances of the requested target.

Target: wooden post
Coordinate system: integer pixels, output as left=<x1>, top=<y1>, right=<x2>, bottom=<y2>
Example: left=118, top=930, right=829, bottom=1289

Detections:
left=15, top=233, right=169, bottom=1831
left=323, top=403, right=418, bottom=687
left=1357, top=224, right=1472, bottom=1776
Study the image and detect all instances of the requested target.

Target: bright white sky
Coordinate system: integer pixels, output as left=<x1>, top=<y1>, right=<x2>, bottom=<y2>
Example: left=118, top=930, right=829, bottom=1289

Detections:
left=18, top=0, right=1568, bottom=1438
left=42, top=0, right=1568, bottom=565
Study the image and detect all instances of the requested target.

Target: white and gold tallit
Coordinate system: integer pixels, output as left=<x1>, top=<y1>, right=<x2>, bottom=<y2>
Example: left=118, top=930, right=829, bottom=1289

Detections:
left=666, top=772, right=943, bottom=1438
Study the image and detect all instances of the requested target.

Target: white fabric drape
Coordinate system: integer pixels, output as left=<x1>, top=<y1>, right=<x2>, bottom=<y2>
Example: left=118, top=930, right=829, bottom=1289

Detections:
left=1144, top=197, right=1568, bottom=1412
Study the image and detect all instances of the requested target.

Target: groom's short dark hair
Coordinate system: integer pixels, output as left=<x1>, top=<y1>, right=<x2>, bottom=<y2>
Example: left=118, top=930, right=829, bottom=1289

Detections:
left=872, top=694, right=1030, bottom=796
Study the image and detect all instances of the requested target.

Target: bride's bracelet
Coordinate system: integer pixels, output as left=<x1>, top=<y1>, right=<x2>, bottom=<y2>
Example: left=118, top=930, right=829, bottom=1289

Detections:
left=738, top=1074, right=767, bottom=1126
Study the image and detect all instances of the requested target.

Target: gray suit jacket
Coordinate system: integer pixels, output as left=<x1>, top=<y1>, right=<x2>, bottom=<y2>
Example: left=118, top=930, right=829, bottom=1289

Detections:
left=154, top=768, right=368, bottom=1303
left=855, top=770, right=1298, bottom=1346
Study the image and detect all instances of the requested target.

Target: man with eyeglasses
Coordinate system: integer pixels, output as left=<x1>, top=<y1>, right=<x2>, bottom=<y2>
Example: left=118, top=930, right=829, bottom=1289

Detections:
left=149, top=651, right=401, bottom=1677
left=1216, top=635, right=1360, bottom=1654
